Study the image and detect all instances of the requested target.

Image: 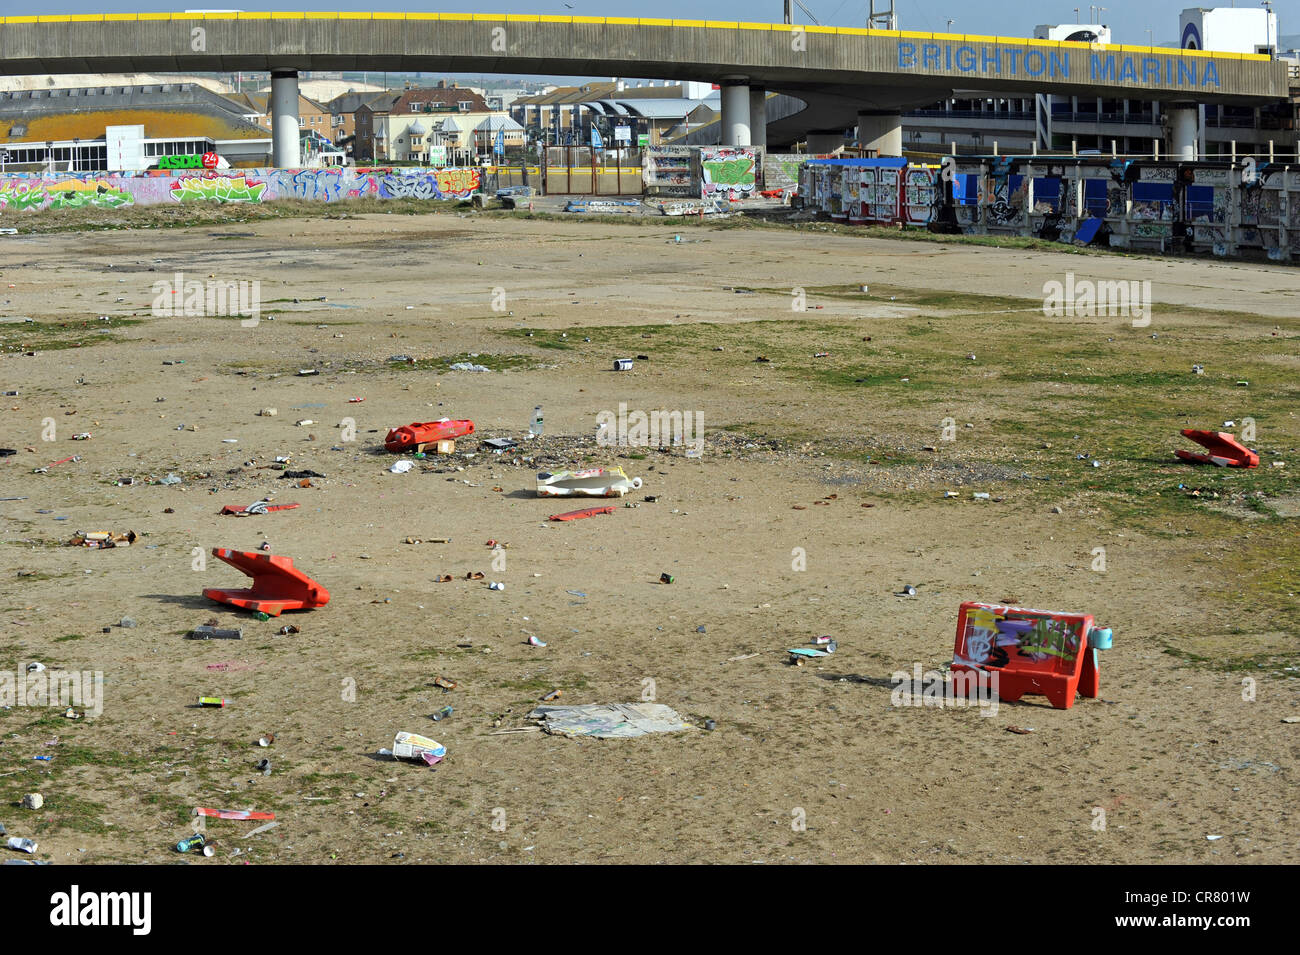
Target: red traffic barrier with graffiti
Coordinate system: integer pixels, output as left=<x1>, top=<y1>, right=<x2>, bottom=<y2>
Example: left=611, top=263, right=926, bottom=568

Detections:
left=950, top=601, right=1113, bottom=710
left=384, top=419, right=475, bottom=453
left=202, top=548, right=330, bottom=617
left=1176, top=429, right=1258, bottom=468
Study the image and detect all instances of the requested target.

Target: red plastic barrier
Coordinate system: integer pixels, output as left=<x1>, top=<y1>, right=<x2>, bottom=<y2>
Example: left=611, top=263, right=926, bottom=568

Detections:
left=950, top=601, right=1109, bottom=710
left=384, top=419, right=475, bottom=453
left=1176, top=429, right=1258, bottom=468
left=202, top=548, right=330, bottom=617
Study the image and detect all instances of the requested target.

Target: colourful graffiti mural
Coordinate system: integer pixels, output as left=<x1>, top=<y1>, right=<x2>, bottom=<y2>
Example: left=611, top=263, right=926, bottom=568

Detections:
left=170, top=175, right=267, bottom=203
left=0, top=177, right=134, bottom=211
left=700, top=147, right=757, bottom=200
left=377, top=167, right=482, bottom=200
left=0, top=167, right=486, bottom=212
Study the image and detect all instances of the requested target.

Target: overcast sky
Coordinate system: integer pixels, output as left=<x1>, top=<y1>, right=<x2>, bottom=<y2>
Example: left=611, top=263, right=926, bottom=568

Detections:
left=3, top=1, right=1293, bottom=47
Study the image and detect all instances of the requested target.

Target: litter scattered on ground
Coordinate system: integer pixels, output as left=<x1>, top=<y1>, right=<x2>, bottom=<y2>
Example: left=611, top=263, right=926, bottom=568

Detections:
left=220, top=501, right=300, bottom=515
left=528, top=703, right=695, bottom=739
left=193, top=807, right=275, bottom=821
left=387, top=732, right=446, bottom=765
left=69, top=530, right=137, bottom=549
left=189, top=625, right=242, bottom=640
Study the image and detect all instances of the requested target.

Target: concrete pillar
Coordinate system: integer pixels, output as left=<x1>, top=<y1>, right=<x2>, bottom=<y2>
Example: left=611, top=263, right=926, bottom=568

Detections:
left=857, top=109, right=903, bottom=156
left=749, top=87, right=767, bottom=147
left=1168, top=102, right=1198, bottom=161
left=271, top=69, right=301, bottom=168
left=805, top=131, right=845, bottom=155
left=720, top=79, right=751, bottom=146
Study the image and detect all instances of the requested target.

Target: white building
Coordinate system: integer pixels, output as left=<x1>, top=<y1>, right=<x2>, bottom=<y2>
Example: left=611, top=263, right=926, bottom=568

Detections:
left=1180, top=6, right=1279, bottom=55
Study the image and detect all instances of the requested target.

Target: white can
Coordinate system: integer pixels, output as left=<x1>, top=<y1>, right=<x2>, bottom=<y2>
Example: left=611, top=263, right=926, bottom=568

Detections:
left=613, top=358, right=633, bottom=371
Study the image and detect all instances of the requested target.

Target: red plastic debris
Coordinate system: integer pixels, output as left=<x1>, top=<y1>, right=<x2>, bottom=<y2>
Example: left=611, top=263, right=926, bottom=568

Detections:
left=1176, top=429, right=1258, bottom=468
left=384, top=419, right=475, bottom=453
left=202, top=548, right=330, bottom=617
left=549, top=506, right=616, bottom=522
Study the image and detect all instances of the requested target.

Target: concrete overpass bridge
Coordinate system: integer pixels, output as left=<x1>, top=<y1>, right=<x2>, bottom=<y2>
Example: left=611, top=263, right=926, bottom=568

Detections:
left=0, top=12, right=1289, bottom=162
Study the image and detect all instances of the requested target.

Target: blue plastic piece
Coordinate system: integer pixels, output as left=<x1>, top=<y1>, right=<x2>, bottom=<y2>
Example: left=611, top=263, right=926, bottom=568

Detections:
left=1088, top=626, right=1113, bottom=650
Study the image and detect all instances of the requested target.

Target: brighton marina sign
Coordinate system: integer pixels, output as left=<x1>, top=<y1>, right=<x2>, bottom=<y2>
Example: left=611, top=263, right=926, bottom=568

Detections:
left=896, top=41, right=1223, bottom=88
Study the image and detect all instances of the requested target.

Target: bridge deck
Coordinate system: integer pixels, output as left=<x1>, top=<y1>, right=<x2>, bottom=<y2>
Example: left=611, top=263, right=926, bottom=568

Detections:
left=0, top=13, right=1287, bottom=105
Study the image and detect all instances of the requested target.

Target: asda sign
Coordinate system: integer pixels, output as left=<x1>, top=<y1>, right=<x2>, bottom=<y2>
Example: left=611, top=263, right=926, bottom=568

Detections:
left=158, top=152, right=219, bottom=170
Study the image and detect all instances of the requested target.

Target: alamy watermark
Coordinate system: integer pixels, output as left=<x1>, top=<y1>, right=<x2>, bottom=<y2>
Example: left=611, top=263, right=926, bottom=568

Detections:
left=1, top=667, right=103, bottom=718
left=890, top=663, right=999, bottom=717
left=151, top=271, right=260, bottom=327
left=596, top=403, right=704, bottom=457
left=1042, top=272, right=1151, bottom=327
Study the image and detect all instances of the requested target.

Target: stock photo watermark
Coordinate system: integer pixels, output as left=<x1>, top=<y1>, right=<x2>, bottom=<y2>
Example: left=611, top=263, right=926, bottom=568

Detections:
left=890, top=664, right=1000, bottom=716
left=596, top=403, right=704, bottom=457
left=1, top=666, right=103, bottom=718
left=151, top=272, right=260, bottom=327
left=1042, top=272, right=1152, bottom=327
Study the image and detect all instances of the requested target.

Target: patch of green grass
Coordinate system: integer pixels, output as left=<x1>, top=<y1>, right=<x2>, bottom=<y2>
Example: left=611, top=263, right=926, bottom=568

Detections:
left=30, top=793, right=115, bottom=835
left=0, top=317, right=143, bottom=354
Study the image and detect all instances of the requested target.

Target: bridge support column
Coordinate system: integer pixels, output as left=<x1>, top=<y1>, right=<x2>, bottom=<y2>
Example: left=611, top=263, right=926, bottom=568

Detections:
left=271, top=69, right=302, bottom=168
left=749, top=87, right=767, bottom=147
left=1167, top=102, right=1198, bottom=161
left=720, top=78, right=751, bottom=146
left=857, top=109, right=902, bottom=156
left=805, top=130, right=845, bottom=155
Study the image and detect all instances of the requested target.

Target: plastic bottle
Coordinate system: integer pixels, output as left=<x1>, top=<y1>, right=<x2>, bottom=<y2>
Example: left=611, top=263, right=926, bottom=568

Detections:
left=530, top=405, right=544, bottom=437
left=431, top=706, right=453, bottom=722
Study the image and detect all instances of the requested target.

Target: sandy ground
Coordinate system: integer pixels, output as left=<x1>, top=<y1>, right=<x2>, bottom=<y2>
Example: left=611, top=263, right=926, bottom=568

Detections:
left=0, top=212, right=1296, bottom=864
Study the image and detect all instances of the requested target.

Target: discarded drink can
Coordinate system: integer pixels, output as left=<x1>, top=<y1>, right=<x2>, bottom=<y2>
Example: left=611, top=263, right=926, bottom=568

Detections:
left=6, top=837, right=37, bottom=854
left=613, top=358, right=634, bottom=371
left=198, top=697, right=228, bottom=708
left=255, top=758, right=272, bottom=775
left=202, top=841, right=218, bottom=858
left=659, top=573, right=674, bottom=584
left=258, top=733, right=275, bottom=748
left=431, top=706, right=453, bottom=722
left=176, top=833, right=208, bottom=854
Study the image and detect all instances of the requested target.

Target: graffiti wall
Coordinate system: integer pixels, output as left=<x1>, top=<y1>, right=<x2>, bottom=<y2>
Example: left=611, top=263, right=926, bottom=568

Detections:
left=934, top=157, right=1300, bottom=259
left=643, top=146, right=695, bottom=198
left=0, top=166, right=484, bottom=212
left=700, top=147, right=758, bottom=201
